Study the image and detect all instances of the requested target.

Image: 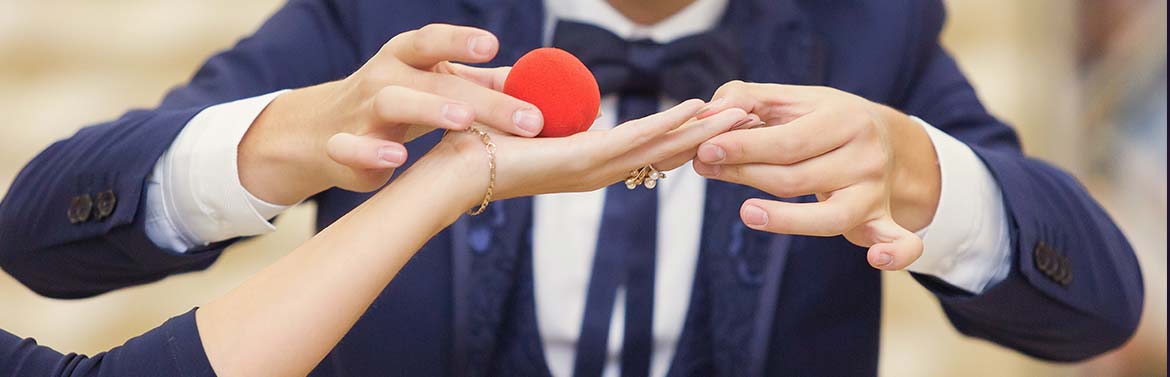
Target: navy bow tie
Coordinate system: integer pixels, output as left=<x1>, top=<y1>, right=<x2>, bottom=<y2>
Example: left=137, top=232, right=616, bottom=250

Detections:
left=552, top=20, right=741, bottom=101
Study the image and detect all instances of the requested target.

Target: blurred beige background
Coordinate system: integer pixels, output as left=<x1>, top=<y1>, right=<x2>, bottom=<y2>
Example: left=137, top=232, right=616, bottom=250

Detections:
left=0, top=1, right=1165, bottom=376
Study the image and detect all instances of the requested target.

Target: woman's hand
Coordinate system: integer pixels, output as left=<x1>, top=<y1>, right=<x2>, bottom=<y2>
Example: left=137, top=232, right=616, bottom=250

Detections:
left=237, top=24, right=543, bottom=205
left=427, top=99, right=751, bottom=204
left=692, top=81, right=942, bottom=271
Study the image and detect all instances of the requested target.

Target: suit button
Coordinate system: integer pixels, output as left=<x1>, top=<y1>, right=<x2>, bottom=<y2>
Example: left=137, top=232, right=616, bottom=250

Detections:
left=68, top=194, right=93, bottom=224
left=727, top=222, right=745, bottom=257
left=94, top=190, right=117, bottom=221
left=1054, top=254, right=1073, bottom=286
left=1033, top=243, right=1053, bottom=273
left=468, top=224, right=492, bottom=254
left=1033, top=242, right=1071, bottom=286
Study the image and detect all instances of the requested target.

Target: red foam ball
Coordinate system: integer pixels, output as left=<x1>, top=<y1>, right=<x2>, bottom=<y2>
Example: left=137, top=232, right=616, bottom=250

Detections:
left=503, top=48, right=601, bottom=137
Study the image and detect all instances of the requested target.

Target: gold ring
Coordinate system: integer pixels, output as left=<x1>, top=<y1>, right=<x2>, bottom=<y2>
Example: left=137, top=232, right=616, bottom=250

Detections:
left=625, top=164, right=665, bottom=190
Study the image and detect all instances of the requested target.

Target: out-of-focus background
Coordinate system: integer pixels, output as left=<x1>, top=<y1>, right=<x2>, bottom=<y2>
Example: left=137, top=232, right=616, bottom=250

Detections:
left=0, top=1, right=1165, bottom=375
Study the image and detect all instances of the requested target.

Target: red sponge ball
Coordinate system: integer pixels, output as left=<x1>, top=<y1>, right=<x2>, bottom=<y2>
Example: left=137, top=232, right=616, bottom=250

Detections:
left=503, top=48, right=601, bottom=137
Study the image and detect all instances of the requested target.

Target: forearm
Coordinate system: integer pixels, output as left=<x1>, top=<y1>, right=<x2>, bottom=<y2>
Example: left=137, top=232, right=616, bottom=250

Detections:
left=0, top=107, right=216, bottom=298
left=917, top=148, right=1143, bottom=360
left=195, top=143, right=482, bottom=377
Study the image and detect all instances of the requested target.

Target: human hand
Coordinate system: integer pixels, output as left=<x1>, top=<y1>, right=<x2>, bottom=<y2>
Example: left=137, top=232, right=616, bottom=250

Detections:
left=423, top=99, right=751, bottom=207
left=692, top=81, right=942, bottom=270
left=239, top=24, right=543, bottom=204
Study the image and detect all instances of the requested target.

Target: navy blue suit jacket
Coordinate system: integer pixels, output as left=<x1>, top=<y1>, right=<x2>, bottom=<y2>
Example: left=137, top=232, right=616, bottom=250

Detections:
left=0, top=0, right=1143, bottom=375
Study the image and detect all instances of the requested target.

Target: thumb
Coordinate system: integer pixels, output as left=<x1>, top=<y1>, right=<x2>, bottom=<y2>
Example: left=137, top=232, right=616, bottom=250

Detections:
left=863, top=216, right=923, bottom=271
left=326, top=132, right=408, bottom=170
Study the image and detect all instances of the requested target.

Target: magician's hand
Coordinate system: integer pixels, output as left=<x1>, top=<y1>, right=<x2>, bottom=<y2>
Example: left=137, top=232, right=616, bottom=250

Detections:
left=693, top=81, right=942, bottom=271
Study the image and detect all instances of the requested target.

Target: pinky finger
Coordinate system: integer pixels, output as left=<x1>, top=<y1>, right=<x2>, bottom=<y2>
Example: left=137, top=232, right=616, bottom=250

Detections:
left=326, top=132, right=409, bottom=170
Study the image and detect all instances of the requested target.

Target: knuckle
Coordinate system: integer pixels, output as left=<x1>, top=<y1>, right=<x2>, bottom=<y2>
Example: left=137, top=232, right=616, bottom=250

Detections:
left=364, top=71, right=393, bottom=88
left=714, top=80, right=746, bottom=96
left=382, top=31, right=410, bottom=52
left=416, top=24, right=445, bottom=42
left=413, top=24, right=454, bottom=57
left=774, top=135, right=804, bottom=157
left=372, top=86, right=409, bottom=120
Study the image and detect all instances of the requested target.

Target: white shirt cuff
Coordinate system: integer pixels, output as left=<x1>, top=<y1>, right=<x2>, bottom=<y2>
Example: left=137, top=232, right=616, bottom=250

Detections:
left=144, top=90, right=292, bottom=253
left=905, top=116, right=1013, bottom=294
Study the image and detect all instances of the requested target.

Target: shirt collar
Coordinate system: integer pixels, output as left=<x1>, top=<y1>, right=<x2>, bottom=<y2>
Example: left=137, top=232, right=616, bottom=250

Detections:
left=542, top=0, right=729, bottom=44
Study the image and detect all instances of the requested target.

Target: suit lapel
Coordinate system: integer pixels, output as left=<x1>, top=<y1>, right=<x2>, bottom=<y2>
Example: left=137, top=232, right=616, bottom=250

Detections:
left=450, top=0, right=545, bottom=375
left=699, top=0, right=829, bottom=375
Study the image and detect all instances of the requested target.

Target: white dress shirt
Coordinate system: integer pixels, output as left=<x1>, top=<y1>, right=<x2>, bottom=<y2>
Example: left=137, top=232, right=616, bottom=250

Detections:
left=144, top=0, right=1012, bottom=375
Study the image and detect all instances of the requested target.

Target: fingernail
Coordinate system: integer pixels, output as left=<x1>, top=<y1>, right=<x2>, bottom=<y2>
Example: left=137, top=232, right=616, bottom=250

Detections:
left=732, top=117, right=756, bottom=130
left=468, top=35, right=494, bottom=57
left=742, top=205, right=768, bottom=226
left=513, top=109, right=543, bottom=135
left=693, top=162, right=720, bottom=176
left=698, top=144, right=726, bottom=163
left=443, top=103, right=473, bottom=126
left=377, top=146, right=406, bottom=167
left=874, top=252, right=894, bottom=267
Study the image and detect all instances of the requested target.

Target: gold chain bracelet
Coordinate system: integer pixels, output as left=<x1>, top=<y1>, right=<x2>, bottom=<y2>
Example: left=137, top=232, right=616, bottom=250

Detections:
left=466, top=126, right=496, bottom=216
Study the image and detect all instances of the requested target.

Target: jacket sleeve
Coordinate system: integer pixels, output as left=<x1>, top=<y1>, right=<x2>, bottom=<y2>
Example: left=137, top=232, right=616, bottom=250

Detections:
left=896, top=0, right=1144, bottom=362
left=0, top=310, right=215, bottom=377
left=0, top=0, right=360, bottom=298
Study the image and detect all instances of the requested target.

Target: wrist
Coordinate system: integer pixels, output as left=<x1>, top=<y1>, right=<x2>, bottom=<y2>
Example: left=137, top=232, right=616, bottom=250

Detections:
left=239, top=84, right=339, bottom=205
left=397, top=133, right=491, bottom=220
left=878, top=105, right=941, bottom=232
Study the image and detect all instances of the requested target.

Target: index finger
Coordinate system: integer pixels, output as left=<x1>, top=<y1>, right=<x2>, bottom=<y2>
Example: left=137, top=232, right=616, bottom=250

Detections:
left=697, top=110, right=853, bottom=165
left=596, top=99, right=707, bottom=159
left=389, top=24, right=499, bottom=68
left=696, top=80, right=817, bottom=123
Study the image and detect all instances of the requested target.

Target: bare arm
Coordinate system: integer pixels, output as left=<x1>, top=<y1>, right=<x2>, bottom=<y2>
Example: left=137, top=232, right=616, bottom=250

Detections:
left=194, top=100, right=747, bottom=377
left=195, top=141, right=479, bottom=376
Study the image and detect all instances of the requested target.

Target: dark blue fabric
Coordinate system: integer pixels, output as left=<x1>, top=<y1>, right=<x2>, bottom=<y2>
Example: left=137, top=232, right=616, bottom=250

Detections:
left=483, top=199, right=556, bottom=376
left=556, top=20, right=742, bottom=376
left=573, top=93, right=661, bottom=377
left=0, top=310, right=213, bottom=377
left=0, top=0, right=1144, bottom=376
